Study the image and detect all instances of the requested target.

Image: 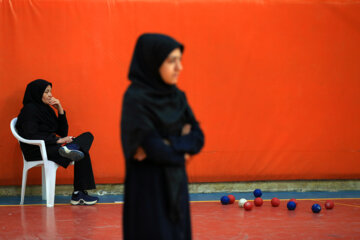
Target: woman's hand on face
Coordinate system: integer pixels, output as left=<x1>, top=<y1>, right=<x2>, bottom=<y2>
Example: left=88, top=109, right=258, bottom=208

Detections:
left=49, top=97, right=64, bottom=114
left=184, top=153, right=191, bottom=162
left=181, top=124, right=192, bottom=136
left=56, top=136, right=73, bottom=144
left=134, top=147, right=146, bottom=161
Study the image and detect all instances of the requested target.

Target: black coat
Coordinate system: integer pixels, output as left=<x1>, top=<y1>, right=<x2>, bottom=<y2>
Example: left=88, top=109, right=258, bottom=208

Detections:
left=122, top=117, right=204, bottom=240
left=16, top=103, right=72, bottom=168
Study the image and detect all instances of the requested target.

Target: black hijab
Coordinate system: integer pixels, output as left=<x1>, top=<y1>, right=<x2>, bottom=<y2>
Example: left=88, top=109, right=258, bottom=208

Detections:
left=121, top=33, right=194, bottom=161
left=128, top=33, right=184, bottom=93
left=23, top=79, right=52, bottom=105
left=16, top=79, right=58, bottom=132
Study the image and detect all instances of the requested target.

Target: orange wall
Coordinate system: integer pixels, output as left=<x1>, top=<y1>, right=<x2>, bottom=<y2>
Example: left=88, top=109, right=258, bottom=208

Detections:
left=1, top=0, right=360, bottom=185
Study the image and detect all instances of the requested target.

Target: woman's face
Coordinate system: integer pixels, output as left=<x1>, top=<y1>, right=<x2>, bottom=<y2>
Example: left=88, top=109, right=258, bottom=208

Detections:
left=42, top=85, right=52, bottom=104
left=159, top=48, right=183, bottom=85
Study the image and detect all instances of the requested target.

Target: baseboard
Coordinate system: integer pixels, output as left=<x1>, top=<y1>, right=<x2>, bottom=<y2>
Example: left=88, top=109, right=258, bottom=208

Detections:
left=1, top=180, right=359, bottom=196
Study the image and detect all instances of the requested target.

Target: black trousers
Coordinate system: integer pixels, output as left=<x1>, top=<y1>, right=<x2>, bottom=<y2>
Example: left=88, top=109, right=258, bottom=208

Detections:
left=71, top=132, right=96, bottom=191
left=24, top=132, right=96, bottom=191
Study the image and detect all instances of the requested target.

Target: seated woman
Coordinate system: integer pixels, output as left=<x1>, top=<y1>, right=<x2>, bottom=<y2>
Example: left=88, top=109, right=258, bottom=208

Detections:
left=16, top=79, right=99, bottom=205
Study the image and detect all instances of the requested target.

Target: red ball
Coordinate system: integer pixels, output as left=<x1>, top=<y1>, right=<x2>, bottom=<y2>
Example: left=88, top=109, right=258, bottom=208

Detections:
left=271, top=197, right=280, bottom=207
left=289, top=198, right=298, bottom=206
left=244, top=201, right=253, bottom=210
left=325, top=200, right=334, bottom=209
left=254, top=197, right=263, bottom=206
left=228, top=195, right=235, bottom=204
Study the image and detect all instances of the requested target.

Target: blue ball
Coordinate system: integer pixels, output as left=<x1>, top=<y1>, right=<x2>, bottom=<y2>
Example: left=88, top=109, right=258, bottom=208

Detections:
left=287, top=201, right=296, bottom=210
left=221, top=196, right=230, bottom=205
left=312, top=203, right=321, bottom=213
left=253, top=189, right=262, bottom=198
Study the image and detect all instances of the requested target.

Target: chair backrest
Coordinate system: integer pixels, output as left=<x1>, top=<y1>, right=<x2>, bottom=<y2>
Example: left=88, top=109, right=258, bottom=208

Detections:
left=10, top=118, right=25, bottom=161
left=10, top=117, right=49, bottom=161
left=10, top=118, right=24, bottom=143
left=10, top=118, right=45, bottom=145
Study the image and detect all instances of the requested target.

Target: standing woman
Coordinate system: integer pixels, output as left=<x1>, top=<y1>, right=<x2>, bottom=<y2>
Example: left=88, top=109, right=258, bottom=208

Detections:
left=121, top=33, right=204, bottom=239
left=16, top=79, right=99, bottom=205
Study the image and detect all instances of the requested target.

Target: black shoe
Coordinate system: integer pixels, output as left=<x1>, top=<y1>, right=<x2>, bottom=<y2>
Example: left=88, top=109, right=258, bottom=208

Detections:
left=70, top=191, right=99, bottom=205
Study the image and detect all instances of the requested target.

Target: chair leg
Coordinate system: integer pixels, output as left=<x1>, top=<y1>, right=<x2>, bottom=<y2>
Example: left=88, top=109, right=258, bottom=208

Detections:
left=20, top=167, right=28, bottom=205
left=44, top=163, right=58, bottom=207
left=41, top=166, right=46, bottom=200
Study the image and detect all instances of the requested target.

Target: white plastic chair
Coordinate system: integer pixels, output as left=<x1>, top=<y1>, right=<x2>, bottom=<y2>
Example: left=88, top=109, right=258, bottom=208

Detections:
left=10, top=117, right=72, bottom=207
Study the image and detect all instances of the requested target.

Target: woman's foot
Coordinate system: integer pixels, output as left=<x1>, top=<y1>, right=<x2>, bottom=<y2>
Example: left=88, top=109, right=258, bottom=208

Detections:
left=59, top=143, right=84, bottom=161
left=70, top=191, right=99, bottom=205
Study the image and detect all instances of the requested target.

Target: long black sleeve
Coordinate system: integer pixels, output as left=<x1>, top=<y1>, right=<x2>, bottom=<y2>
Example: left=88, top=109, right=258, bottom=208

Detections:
left=169, top=122, right=204, bottom=154
left=141, top=131, right=185, bottom=167
left=56, top=112, right=68, bottom=137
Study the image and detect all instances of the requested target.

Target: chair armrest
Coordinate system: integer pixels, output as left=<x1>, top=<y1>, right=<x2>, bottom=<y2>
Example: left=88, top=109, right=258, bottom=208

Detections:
left=10, top=117, right=49, bottom=161
left=18, top=138, right=45, bottom=146
left=17, top=138, right=49, bottom=161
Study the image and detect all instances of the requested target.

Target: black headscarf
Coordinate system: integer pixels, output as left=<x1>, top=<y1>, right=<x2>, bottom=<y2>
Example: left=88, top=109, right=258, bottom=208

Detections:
left=16, top=79, right=58, bottom=133
left=22, top=79, right=52, bottom=105
left=128, top=33, right=184, bottom=93
left=121, top=33, right=194, bottom=161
